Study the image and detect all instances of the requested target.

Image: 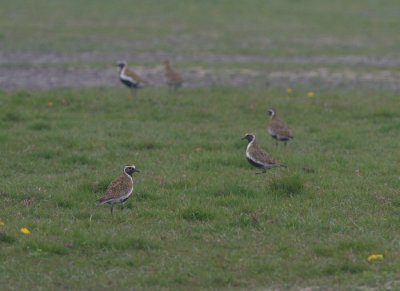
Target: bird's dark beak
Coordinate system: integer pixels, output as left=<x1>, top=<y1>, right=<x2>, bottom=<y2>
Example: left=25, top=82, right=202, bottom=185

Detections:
left=134, top=169, right=140, bottom=173
left=241, top=136, right=246, bottom=140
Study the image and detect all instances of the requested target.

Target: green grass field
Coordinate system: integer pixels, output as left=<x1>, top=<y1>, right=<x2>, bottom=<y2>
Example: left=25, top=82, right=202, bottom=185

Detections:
left=1, top=0, right=400, bottom=289
left=1, top=88, right=400, bottom=289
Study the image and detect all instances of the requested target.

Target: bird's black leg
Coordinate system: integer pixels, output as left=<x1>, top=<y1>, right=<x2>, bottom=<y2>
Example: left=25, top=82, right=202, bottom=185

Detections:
left=275, top=140, right=278, bottom=148
left=110, top=205, right=114, bottom=216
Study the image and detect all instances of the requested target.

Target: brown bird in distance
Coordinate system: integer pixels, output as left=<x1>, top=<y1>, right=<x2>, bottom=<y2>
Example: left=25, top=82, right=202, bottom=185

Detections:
left=117, top=61, right=148, bottom=96
left=97, top=165, right=139, bottom=215
left=163, top=60, right=183, bottom=91
left=267, top=108, right=294, bottom=147
left=242, top=133, right=285, bottom=174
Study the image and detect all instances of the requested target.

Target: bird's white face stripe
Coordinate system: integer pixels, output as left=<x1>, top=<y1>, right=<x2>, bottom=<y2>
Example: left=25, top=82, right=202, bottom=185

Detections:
left=123, top=165, right=136, bottom=181
left=124, top=164, right=136, bottom=170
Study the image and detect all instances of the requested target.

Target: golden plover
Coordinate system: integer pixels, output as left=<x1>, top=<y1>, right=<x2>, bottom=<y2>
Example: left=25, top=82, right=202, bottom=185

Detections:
left=117, top=61, right=147, bottom=96
left=267, top=108, right=293, bottom=147
left=97, top=165, right=139, bottom=215
left=163, top=60, right=183, bottom=91
left=242, top=133, right=285, bottom=174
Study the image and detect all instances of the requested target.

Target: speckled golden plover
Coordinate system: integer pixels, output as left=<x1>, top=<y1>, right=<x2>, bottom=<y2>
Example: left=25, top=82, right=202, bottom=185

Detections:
left=97, top=165, right=139, bottom=215
left=117, top=61, right=147, bottom=96
left=267, top=109, right=293, bottom=147
left=163, top=60, right=183, bottom=90
left=242, top=133, right=285, bottom=174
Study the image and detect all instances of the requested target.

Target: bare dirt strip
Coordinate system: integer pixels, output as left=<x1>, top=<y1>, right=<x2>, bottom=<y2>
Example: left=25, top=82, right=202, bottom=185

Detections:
left=1, top=51, right=399, bottom=91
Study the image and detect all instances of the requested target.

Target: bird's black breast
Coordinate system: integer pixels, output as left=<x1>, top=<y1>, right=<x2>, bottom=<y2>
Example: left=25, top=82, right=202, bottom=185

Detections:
left=246, top=157, right=264, bottom=169
left=120, top=196, right=131, bottom=203
left=120, top=78, right=138, bottom=88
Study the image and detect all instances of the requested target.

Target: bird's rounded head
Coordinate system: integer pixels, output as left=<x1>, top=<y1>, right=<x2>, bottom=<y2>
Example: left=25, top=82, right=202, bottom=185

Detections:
left=116, top=61, right=127, bottom=69
left=124, top=165, right=139, bottom=176
left=267, top=108, right=276, bottom=118
left=242, top=133, right=256, bottom=142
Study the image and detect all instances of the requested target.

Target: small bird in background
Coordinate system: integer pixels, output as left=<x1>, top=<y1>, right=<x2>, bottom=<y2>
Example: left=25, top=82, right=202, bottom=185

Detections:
left=242, top=133, right=285, bottom=174
left=97, top=165, right=139, bottom=215
left=267, top=109, right=293, bottom=147
left=163, top=60, right=183, bottom=91
left=117, top=61, right=147, bottom=96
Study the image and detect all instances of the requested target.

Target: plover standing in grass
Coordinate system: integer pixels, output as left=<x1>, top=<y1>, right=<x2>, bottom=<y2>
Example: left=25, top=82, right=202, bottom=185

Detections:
left=97, top=165, right=139, bottom=215
left=267, top=109, right=293, bottom=147
left=242, top=133, right=285, bottom=174
left=163, top=60, right=183, bottom=91
left=117, top=61, right=147, bottom=96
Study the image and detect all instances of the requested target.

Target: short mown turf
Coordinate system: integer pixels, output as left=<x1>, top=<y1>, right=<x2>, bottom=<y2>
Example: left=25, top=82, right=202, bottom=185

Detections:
left=1, top=87, right=399, bottom=289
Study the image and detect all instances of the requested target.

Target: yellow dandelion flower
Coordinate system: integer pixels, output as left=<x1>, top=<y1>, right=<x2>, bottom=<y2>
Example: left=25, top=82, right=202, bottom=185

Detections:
left=307, top=91, right=316, bottom=97
left=287, top=88, right=293, bottom=94
left=20, top=227, right=31, bottom=235
left=367, top=254, right=383, bottom=262
left=47, top=102, right=53, bottom=107
left=0, top=221, right=4, bottom=226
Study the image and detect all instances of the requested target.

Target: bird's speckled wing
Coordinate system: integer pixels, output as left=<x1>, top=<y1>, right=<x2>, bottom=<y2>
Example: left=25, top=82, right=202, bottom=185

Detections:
left=98, top=175, right=133, bottom=203
left=269, top=117, right=293, bottom=138
left=249, top=144, right=280, bottom=165
left=125, top=68, right=147, bottom=84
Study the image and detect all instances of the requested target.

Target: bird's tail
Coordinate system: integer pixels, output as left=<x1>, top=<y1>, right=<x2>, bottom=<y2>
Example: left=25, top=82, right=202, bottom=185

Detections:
left=97, top=197, right=107, bottom=204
